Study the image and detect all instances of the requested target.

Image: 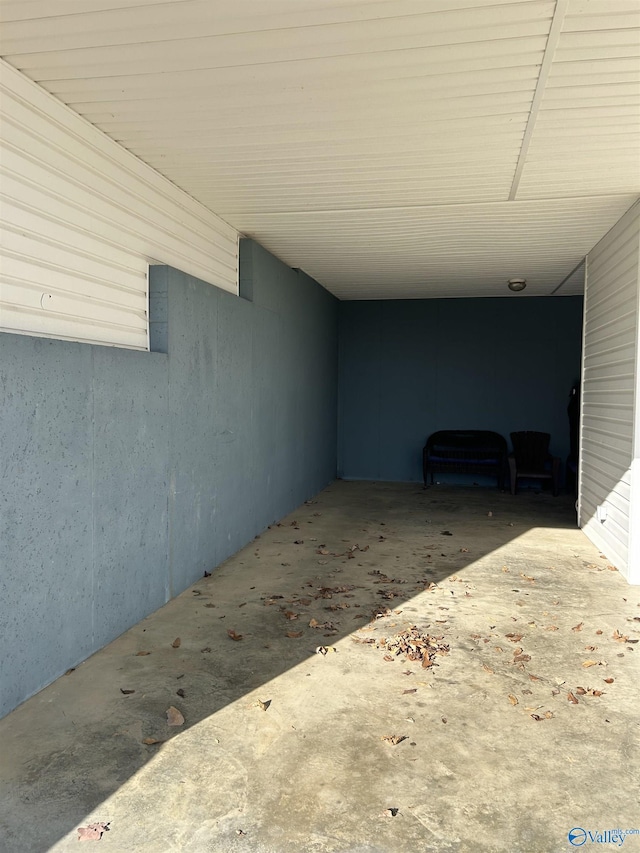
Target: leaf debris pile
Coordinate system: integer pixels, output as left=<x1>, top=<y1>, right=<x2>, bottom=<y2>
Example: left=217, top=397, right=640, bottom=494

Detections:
left=377, top=626, right=449, bottom=669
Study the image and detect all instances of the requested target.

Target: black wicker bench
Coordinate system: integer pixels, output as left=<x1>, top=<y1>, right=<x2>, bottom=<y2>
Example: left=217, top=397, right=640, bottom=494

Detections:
left=423, top=430, right=507, bottom=489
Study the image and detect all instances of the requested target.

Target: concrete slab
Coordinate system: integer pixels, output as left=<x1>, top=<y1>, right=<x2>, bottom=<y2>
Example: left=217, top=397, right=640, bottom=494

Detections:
left=1, top=482, right=638, bottom=853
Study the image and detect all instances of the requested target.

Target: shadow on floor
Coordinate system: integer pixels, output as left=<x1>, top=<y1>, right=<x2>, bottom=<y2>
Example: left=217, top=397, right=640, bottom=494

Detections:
left=2, top=481, right=635, bottom=852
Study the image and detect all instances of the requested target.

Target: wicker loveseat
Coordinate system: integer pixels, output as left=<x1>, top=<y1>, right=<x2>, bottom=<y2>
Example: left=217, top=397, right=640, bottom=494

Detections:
left=423, top=430, right=508, bottom=489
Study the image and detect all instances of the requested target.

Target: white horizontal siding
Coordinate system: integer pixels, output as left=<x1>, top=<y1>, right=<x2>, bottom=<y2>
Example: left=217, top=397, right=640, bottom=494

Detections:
left=579, top=201, right=640, bottom=578
left=0, top=60, right=238, bottom=349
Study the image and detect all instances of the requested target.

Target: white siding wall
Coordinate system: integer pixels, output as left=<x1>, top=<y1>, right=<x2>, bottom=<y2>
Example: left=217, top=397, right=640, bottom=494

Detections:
left=579, top=201, right=640, bottom=580
left=0, top=60, right=238, bottom=350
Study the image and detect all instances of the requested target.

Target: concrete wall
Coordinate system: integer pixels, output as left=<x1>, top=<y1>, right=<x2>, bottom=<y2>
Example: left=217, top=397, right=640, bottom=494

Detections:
left=0, top=241, right=338, bottom=717
left=338, top=296, right=584, bottom=483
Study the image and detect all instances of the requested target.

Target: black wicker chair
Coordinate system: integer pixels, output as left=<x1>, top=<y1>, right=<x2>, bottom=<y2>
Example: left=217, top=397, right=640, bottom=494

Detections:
left=508, top=431, right=561, bottom=496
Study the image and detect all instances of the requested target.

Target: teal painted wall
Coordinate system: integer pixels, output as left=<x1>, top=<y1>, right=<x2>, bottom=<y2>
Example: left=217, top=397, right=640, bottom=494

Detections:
left=0, top=240, right=338, bottom=717
left=338, top=297, right=584, bottom=483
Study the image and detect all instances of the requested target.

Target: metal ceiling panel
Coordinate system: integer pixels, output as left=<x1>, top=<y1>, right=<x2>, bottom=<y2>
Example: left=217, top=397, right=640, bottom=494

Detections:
left=1, top=0, right=638, bottom=299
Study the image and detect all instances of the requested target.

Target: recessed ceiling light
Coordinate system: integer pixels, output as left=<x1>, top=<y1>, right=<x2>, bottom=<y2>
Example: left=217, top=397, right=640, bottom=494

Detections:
left=508, top=278, right=527, bottom=292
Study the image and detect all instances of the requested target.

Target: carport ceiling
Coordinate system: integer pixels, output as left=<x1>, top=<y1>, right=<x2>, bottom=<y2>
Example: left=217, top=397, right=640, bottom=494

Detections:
left=1, top=0, right=639, bottom=299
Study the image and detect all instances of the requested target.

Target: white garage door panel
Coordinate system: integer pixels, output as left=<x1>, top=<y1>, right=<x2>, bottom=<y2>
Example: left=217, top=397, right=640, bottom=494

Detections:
left=0, top=60, right=238, bottom=349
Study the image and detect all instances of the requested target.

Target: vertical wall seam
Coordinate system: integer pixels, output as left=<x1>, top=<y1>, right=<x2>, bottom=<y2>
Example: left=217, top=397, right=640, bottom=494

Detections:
left=90, top=345, right=95, bottom=646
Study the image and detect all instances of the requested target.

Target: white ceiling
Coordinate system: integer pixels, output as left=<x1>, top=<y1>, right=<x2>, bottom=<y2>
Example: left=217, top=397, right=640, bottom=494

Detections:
left=1, top=0, right=639, bottom=299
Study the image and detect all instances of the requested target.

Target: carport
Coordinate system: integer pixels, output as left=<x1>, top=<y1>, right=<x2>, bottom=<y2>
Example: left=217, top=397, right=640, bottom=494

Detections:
left=0, top=2, right=639, bottom=850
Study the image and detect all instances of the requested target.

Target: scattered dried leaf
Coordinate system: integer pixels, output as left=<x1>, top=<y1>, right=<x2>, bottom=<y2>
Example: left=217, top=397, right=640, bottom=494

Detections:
left=286, top=630, right=303, bottom=638
left=257, top=699, right=271, bottom=711
left=402, top=688, right=417, bottom=695
left=508, top=694, right=518, bottom=706
left=142, top=737, right=163, bottom=745
left=120, top=689, right=135, bottom=695
left=166, top=706, right=184, bottom=726
left=227, top=629, right=243, bottom=641
left=604, top=678, right=614, bottom=684
left=582, top=660, right=599, bottom=668
left=77, top=822, right=110, bottom=841
left=135, top=651, right=151, bottom=656
left=567, top=692, right=579, bottom=704
left=172, top=637, right=181, bottom=648
left=572, top=623, right=584, bottom=633
left=381, top=735, right=408, bottom=746
left=176, top=688, right=186, bottom=698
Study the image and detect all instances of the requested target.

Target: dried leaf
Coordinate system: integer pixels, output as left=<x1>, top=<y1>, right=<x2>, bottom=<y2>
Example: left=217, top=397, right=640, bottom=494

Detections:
left=530, top=714, right=543, bottom=721
left=172, top=637, right=181, bottom=648
left=201, top=646, right=212, bottom=653
left=142, top=737, right=164, bottom=745
left=505, top=633, right=523, bottom=642
left=482, top=664, right=494, bottom=674
left=257, top=699, right=271, bottom=711
left=135, top=651, right=151, bottom=656
left=166, top=706, right=185, bottom=726
left=381, top=735, right=408, bottom=745
left=120, top=688, right=135, bottom=695
left=575, top=686, right=587, bottom=695
left=543, top=711, right=554, bottom=719
left=582, top=659, right=599, bottom=667
left=546, top=625, right=559, bottom=632
left=309, top=618, right=320, bottom=628
left=77, top=822, right=110, bottom=841
left=613, top=629, right=628, bottom=642
left=286, top=630, right=303, bottom=638
left=402, top=688, right=417, bottom=695
left=571, top=622, right=584, bottom=633
left=227, top=629, right=243, bottom=641
left=508, top=694, right=518, bottom=706
left=382, top=808, right=399, bottom=818
left=604, top=678, right=614, bottom=684
left=513, top=654, right=531, bottom=663
left=176, top=688, right=186, bottom=698
left=567, top=692, right=579, bottom=704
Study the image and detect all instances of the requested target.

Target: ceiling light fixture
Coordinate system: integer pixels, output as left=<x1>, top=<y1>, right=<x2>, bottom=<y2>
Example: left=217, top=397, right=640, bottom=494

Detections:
left=508, top=278, right=527, bottom=292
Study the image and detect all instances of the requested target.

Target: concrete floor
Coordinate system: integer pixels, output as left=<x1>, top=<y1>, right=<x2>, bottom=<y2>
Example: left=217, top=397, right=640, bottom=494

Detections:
left=1, top=481, right=639, bottom=853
